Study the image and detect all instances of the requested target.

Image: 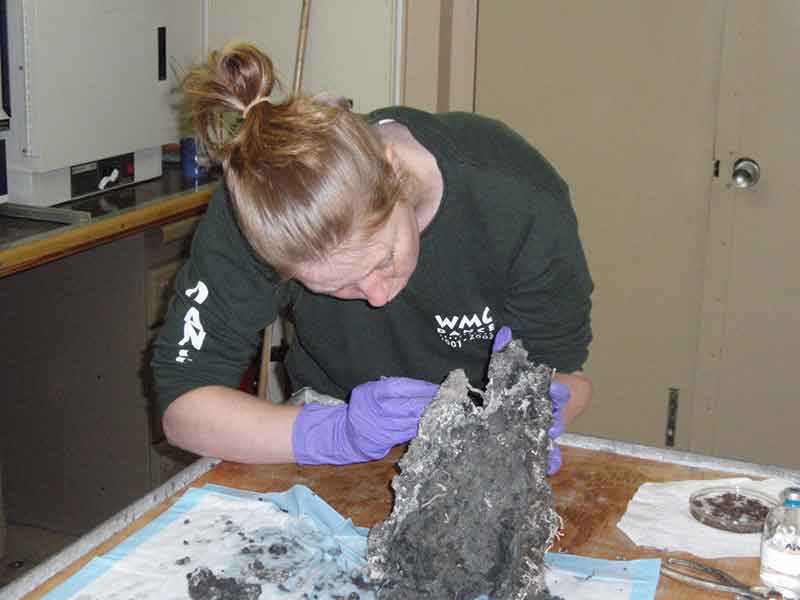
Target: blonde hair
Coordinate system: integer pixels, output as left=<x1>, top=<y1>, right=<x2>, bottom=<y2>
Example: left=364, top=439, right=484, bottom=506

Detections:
left=181, top=43, right=406, bottom=278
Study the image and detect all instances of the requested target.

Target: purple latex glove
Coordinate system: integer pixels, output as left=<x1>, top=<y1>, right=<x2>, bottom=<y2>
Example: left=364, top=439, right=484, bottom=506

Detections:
left=292, top=377, right=439, bottom=465
left=492, top=325, right=569, bottom=475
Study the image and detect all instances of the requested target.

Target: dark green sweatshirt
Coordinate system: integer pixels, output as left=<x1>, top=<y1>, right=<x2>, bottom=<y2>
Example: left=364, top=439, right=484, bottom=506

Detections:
left=151, top=107, right=593, bottom=414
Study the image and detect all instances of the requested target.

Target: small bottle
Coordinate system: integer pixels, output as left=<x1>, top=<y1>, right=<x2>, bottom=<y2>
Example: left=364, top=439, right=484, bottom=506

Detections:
left=760, top=487, right=800, bottom=598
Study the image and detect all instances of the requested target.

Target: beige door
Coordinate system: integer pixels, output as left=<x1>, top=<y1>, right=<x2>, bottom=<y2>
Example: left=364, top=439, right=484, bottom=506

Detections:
left=476, top=2, right=724, bottom=449
left=476, top=1, right=799, bottom=467
left=692, top=2, right=800, bottom=468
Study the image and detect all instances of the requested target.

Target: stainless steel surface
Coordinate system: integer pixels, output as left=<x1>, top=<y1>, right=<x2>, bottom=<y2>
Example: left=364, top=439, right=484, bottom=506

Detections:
left=0, top=164, right=215, bottom=250
left=0, top=203, right=91, bottom=224
left=732, top=158, right=761, bottom=189
left=560, top=434, right=800, bottom=482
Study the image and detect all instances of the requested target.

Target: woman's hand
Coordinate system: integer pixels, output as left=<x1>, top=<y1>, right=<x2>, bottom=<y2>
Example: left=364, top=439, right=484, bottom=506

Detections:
left=292, top=377, right=439, bottom=465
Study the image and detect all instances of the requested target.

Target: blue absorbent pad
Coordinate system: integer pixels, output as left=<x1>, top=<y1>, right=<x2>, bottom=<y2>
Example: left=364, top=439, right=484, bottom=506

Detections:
left=44, top=484, right=373, bottom=599
left=544, top=552, right=661, bottom=600
left=45, top=483, right=660, bottom=600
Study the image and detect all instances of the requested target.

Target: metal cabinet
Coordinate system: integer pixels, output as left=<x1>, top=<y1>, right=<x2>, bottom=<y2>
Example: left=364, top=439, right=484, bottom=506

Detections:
left=0, top=234, right=151, bottom=534
left=0, top=214, right=199, bottom=535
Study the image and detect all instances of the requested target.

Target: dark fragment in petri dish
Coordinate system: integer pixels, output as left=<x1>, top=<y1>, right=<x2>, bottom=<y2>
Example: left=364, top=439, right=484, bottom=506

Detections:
left=690, top=490, right=772, bottom=533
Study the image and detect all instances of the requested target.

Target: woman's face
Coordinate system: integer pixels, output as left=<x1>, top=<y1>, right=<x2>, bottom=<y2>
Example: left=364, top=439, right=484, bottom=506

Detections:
left=295, top=201, right=421, bottom=307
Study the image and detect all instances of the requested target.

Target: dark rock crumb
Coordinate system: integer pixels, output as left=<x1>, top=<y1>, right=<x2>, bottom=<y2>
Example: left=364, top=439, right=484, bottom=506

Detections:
left=366, top=340, right=563, bottom=600
left=176, top=556, right=191, bottom=566
left=187, top=566, right=262, bottom=600
left=268, top=543, right=289, bottom=556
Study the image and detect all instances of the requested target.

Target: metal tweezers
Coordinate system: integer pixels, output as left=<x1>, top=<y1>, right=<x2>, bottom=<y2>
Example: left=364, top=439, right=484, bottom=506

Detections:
left=661, top=557, right=784, bottom=599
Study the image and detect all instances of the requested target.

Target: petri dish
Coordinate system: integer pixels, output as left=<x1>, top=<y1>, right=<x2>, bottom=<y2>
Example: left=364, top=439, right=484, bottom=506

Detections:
left=689, top=485, right=777, bottom=533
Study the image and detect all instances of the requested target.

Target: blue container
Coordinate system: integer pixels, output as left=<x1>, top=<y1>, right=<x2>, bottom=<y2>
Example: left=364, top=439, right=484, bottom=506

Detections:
left=180, top=137, right=208, bottom=179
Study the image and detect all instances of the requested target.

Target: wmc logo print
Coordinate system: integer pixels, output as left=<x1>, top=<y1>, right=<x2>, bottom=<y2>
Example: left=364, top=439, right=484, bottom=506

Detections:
left=435, top=306, right=495, bottom=348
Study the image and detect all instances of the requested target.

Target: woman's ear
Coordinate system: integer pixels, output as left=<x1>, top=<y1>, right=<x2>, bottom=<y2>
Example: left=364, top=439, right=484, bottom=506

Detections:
left=384, top=143, right=399, bottom=170
left=311, top=91, right=353, bottom=110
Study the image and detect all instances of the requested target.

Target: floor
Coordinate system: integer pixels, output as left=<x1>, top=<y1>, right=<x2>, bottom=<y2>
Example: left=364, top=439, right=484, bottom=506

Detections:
left=1, top=523, right=78, bottom=588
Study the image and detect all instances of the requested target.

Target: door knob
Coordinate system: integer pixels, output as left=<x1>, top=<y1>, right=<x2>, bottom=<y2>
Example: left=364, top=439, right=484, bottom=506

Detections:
left=732, top=158, right=760, bottom=189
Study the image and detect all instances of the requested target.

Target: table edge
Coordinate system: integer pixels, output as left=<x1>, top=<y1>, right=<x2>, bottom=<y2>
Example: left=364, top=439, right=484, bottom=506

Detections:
left=0, top=184, right=216, bottom=278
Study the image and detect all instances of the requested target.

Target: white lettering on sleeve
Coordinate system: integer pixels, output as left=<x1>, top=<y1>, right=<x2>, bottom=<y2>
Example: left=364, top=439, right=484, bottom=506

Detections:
left=175, top=280, right=210, bottom=363
left=179, top=307, right=206, bottom=350
left=185, top=281, right=209, bottom=304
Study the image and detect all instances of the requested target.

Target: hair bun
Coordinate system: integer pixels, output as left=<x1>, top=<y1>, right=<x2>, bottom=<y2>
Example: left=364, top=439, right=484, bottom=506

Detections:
left=217, top=43, right=278, bottom=114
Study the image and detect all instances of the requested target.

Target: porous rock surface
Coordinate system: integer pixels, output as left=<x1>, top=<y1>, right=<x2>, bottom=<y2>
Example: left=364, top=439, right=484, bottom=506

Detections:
left=366, top=340, right=562, bottom=600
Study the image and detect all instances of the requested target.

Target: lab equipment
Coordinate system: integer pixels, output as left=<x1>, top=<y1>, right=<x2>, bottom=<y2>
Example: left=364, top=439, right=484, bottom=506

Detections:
left=760, top=487, right=800, bottom=598
left=690, top=485, right=775, bottom=533
left=4, top=0, right=182, bottom=207
left=662, top=557, right=783, bottom=599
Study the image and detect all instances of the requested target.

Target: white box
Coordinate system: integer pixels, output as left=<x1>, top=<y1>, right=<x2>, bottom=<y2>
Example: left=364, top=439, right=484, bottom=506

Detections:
left=5, top=0, right=188, bottom=206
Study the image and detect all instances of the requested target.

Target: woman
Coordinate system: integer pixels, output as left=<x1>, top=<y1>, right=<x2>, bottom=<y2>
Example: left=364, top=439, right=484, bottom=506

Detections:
left=151, top=43, right=593, bottom=474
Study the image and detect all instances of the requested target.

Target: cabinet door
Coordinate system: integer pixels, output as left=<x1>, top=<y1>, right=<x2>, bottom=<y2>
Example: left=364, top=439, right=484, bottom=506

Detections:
left=692, top=1, right=800, bottom=468
left=476, top=1, right=800, bottom=468
left=476, top=2, right=724, bottom=449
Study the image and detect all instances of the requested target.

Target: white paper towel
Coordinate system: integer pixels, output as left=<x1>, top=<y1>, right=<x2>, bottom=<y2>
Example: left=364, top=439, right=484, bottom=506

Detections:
left=617, top=477, right=794, bottom=559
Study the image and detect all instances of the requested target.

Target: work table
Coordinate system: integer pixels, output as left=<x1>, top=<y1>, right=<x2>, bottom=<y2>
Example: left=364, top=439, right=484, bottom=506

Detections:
left=0, top=164, right=217, bottom=278
left=10, top=434, right=799, bottom=600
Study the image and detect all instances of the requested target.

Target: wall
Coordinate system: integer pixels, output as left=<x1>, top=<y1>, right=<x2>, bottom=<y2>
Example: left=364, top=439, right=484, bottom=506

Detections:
left=404, top=0, right=477, bottom=113
left=207, top=0, right=398, bottom=112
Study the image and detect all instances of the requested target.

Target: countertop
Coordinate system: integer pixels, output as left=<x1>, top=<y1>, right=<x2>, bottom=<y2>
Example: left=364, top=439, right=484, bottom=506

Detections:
left=11, top=434, right=800, bottom=600
left=0, top=164, right=218, bottom=278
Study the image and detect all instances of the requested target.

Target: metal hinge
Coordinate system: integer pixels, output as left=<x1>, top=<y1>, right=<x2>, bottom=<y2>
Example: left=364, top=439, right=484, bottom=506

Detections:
left=713, top=159, right=720, bottom=178
left=665, top=387, right=679, bottom=447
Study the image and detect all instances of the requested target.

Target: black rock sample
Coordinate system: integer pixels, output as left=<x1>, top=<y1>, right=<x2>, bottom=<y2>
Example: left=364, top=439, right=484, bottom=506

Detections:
left=366, top=340, right=562, bottom=600
left=187, top=566, right=262, bottom=600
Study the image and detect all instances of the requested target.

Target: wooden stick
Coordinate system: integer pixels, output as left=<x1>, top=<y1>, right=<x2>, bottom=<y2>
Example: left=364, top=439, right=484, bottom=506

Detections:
left=257, top=0, right=313, bottom=402
left=292, top=0, right=312, bottom=95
